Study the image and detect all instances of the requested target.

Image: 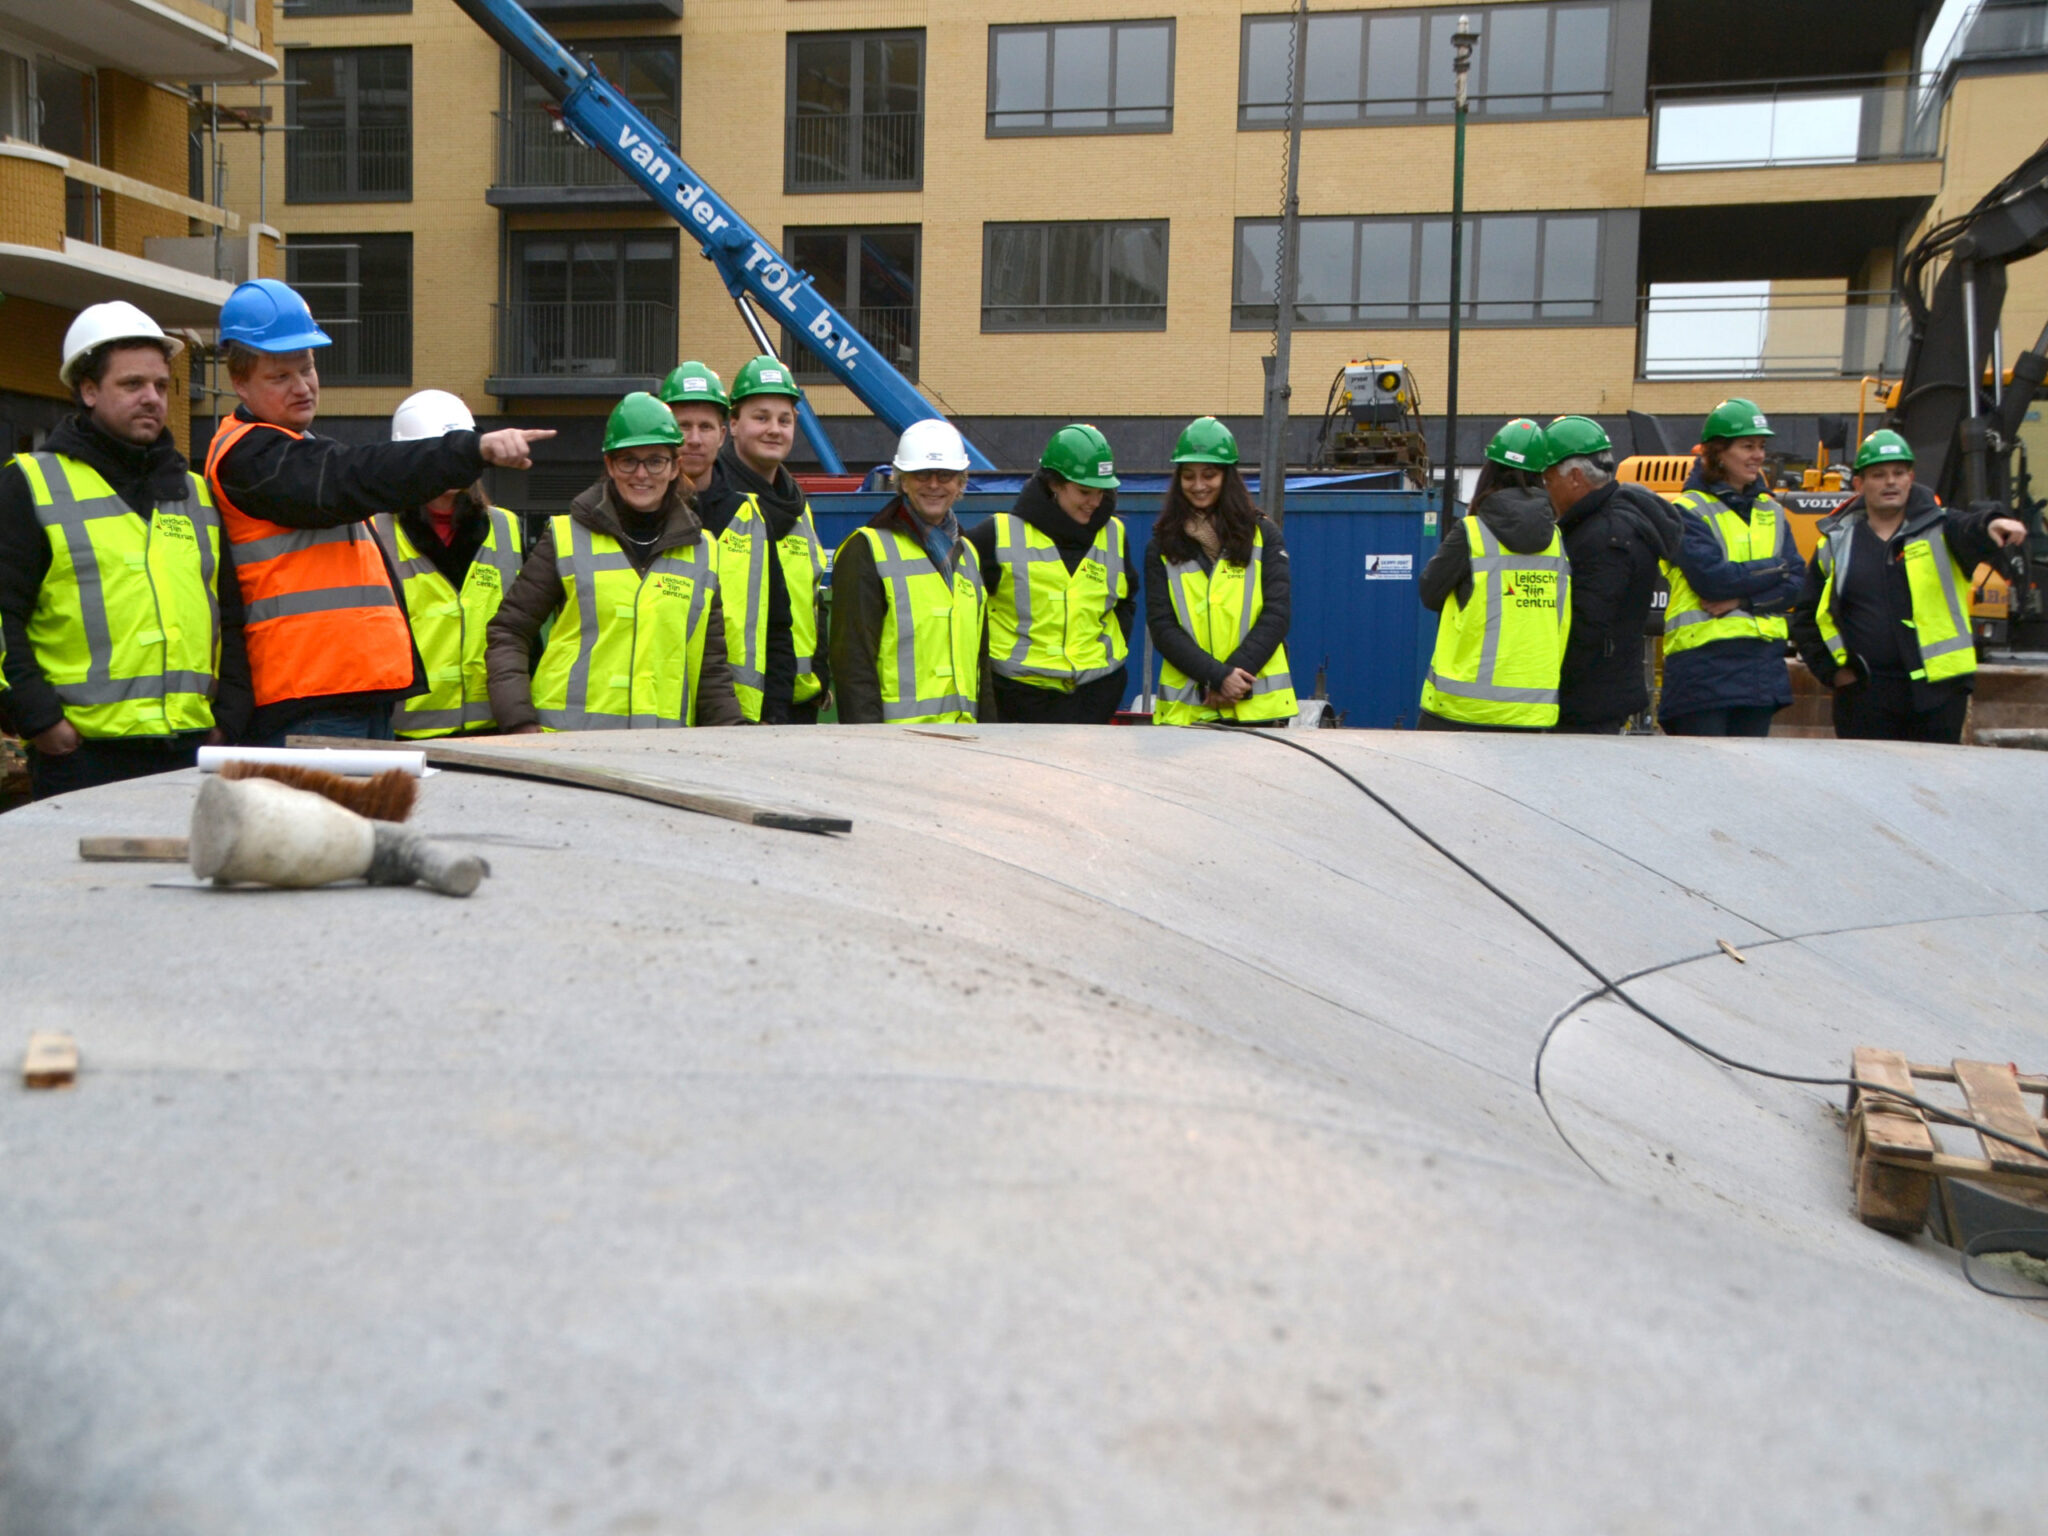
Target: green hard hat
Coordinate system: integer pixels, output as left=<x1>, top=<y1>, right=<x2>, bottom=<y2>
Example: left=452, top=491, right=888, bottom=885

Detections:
left=1854, top=427, right=1915, bottom=471
left=1171, top=416, right=1240, bottom=466
left=1041, top=423, right=1120, bottom=488
left=1542, top=414, right=1612, bottom=463
left=603, top=391, right=684, bottom=453
left=1486, top=417, right=1552, bottom=471
left=658, top=361, right=729, bottom=412
left=1702, top=397, right=1774, bottom=442
left=729, top=354, right=803, bottom=404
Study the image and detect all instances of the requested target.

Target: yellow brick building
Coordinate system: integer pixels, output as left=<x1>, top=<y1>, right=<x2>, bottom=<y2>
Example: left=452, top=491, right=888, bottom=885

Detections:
left=179, top=0, right=2048, bottom=488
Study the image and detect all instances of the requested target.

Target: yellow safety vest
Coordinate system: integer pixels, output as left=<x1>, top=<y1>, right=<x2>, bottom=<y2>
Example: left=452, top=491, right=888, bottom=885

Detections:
left=715, top=492, right=829, bottom=720
left=529, top=513, right=721, bottom=730
left=986, top=512, right=1129, bottom=691
left=1420, top=515, right=1571, bottom=728
left=1155, top=529, right=1297, bottom=726
left=1662, top=489, right=1790, bottom=654
left=17, top=451, right=222, bottom=738
left=376, top=506, right=523, bottom=738
left=843, top=523, right=986, bottom=723
left=1811, top=506, right=1978, bottom=685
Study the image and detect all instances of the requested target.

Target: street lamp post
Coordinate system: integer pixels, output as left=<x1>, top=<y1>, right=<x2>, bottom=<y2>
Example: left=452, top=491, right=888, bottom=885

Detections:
left=1442, top=16, right=1480, bottom=524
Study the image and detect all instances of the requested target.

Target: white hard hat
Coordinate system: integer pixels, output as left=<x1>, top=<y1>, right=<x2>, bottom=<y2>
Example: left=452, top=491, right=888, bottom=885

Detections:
left=59, top=301, right=182, bottom=388
left=892, top=418, right=971, bottom=474
left=391, top=389, right=476, bottom=441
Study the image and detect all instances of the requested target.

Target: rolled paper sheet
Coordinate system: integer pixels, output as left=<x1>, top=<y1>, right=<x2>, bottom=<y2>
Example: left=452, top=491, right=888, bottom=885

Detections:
left=197, top=745, right=429, bottom=778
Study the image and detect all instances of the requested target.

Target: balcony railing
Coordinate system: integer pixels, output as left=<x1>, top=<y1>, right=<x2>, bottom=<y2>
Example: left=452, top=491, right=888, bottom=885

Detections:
left=496, top=105, right=678, bottom=191
left=1928, top=0, right=2048, bottom=80
left=1637, top=287, right=1908, bottom=380
left=784, top=305, right=917, bottom=380
left=320, top=310, right=411, bottom=386
left=785, top=111, right=921, bottom=192
left=287, top=126, right=411, bottom=201
left=1649, top=74, right=1938, bottom=171
left=494, top=300, right=676, bottom=381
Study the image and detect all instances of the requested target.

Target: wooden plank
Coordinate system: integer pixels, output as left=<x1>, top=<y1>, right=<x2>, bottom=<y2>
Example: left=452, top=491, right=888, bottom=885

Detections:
left=1863, top=1149, right=2048, bottom=1192
left=1909, top=1062, right=2048, bottom=1095
left=1952, top=1058, right=2048, bottom=1174
left=79, top=836, right=189, bottom=863
left=4, top=138, right=241, bottom=229
left=1851, top=1048, right=1934, bottom=1161
left=287, top=736, right=852, bottom=835
left=22, top=1032, right=77, bottom=1089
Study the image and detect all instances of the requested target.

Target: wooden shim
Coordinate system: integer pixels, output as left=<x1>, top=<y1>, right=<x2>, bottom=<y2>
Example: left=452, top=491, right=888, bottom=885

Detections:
left=22, top=1032, right=77, bottom=1089
left=1952, top=1058, right=2048, bottom=1174
left=288, top=736, right=852, bottom=835
left=1851, top=1048, right=1934, bottom=1161
left=79, top=836, right=190, bottom=863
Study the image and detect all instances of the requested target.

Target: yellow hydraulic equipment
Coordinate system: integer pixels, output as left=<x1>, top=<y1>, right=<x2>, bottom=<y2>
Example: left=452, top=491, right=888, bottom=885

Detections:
left=1309, top=360, right=1431, bottom=486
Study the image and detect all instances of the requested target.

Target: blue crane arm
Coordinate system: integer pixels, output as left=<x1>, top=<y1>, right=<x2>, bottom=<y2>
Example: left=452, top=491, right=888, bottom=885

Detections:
left=450, top=0, right=995, bottom=473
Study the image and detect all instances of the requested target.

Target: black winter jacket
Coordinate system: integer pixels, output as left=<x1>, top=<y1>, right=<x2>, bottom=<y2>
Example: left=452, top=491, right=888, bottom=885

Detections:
left=0, top=414, right=252, bottom=740
left=694, top=445, right=822, bottom=720
left=828, top=498, right=995, bottom=724
left=964, top=476, right=1137, bottom=648
left=1555, top=478, right=1682, bottom=727
left=1144, top=514, right=1291, bottom=692
left=1419, top=487, right=1559, bottom=612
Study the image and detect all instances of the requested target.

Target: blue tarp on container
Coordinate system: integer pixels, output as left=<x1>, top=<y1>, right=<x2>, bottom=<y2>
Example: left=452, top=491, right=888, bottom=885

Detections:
left=854, top=468, right=1414, bottom=495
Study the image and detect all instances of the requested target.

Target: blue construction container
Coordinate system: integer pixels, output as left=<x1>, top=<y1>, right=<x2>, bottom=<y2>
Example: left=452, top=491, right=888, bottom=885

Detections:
left=808, top=489, right=1445, bottom=729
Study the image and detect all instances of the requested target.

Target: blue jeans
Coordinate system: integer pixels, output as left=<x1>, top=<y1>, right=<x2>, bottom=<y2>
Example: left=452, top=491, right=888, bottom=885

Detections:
left=253, top=704, right=394, bottom=748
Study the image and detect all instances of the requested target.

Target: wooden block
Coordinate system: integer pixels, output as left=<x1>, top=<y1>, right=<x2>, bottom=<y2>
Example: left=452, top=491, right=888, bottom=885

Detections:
left=79, top=836, right=190, bottom=863
left=1850, top=1048, right=1934, bottom=1161
left=1952, top=1058, right=2048, bottom=1174
left=1849, top=1048, right=1935, bottom=1233
left=22, top=1032, right=77, bottom=1089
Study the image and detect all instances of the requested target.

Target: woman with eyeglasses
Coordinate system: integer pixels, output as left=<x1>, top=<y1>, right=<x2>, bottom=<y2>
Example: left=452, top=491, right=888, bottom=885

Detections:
left=485, top=392, right=743, bottom=731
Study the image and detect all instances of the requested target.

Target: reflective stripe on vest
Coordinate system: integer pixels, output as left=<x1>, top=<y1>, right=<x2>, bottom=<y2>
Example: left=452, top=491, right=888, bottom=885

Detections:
left=1419, top=515, right=1570, bottom=727
left=17, top=452, right=222, bottom=738
left=717, top=494, right=829, bottom=720
left=1814, top=509, right=1978, bottom=684
left=1155, top=528, right=1296, bottom=727
left=1661, top=489, right=1790, bottom=654
left=375, top=507, right=524, bottom=738
left=847, top=524, right=986, bottom=723
left=986, top=512, right=1129, bottom=690
left=204, top=415, right=413, bottom=707
left=529, top=514, right=719, bottom=730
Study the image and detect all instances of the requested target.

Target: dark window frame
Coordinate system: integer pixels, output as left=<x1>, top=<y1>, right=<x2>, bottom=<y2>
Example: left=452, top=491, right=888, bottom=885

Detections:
left=1230, top=210, right=1625, bottom=329
left=780, top=224, right=922, bottom=381
left=287, top=233, right=413, bottom=386
left=281, top=0, right=410, bottom=16
left=783, top=28, right=926, bottom=194
left=497, top=41, right=679, bottom=190
left=985, top=18, right=1176, bottom=137
left=981, top=219, right=1170, bottom=333
left=499, top=228, right=680, bottom=380
left=285, top=45, right=413, bottom=204
left=1237, top=3, right=1618, bottom=129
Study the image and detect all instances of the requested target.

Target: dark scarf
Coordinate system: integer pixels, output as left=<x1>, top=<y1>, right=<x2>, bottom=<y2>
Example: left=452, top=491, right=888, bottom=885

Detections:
left=715, top=441, right=805, bottom=537
left=45, top=413, right=190, bottom=515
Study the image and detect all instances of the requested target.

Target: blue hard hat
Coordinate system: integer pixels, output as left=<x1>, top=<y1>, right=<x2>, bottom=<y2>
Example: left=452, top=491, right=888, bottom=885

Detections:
left=218, top=278, right=332, bottom=352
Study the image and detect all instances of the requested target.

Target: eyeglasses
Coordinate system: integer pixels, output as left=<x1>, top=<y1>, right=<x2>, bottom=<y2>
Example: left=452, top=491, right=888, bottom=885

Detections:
left=610, top=453, right=675, bottom=477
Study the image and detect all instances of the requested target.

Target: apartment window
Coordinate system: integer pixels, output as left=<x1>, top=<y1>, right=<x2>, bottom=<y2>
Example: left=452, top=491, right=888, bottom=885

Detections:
left=1233, top=212, right=1614, bottom=327
left=786, top=31, right=923, bottom=192
left=287, top=47, right=411, bottom=202
left=287, top=234, right=413, bottom=385
left=502, top=231, right=678, bottom=379
left=780, top=227, right=919, bottom=380
left=500, top=41, right=678, bottom=189
left=983, top=220, right=1167, bottom=331
left=1241, top=4, right=1614, bottom=126
left=282, top=0, right=410, bottom=14
left=987, top=20, right=1173, bottom=135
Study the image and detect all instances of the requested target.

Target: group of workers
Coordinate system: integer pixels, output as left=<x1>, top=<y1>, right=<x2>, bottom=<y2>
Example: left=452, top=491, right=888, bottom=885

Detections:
left=0, top=279, right=2029, bottom=800
left=1420, top=402, right=2028, bottom=744
left=0, top=281, right=1294, bottom=797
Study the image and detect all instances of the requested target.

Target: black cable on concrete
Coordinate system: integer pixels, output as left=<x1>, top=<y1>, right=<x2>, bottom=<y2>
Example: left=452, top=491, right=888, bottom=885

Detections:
left=1962, top=1230, right=2048, bottom=1301
left=1209, top=725, right=2048, bottom=1165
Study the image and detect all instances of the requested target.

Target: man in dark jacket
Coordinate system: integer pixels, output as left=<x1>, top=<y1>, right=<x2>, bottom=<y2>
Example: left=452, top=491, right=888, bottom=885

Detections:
left=1790, top=429, right=2024, bottom=743
left=1541, top=417, right=1682, bottom=733
left=1, top=303, right=251, bottom=796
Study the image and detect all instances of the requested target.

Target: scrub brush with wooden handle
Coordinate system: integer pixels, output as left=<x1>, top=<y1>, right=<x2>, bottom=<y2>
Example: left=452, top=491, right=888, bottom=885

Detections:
left=219, top=759, right=417, bottom=822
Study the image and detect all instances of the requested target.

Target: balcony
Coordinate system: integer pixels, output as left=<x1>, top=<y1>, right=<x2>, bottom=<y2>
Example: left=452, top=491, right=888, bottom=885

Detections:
left=1928, top=0, right=2048, bottom=83
left=1648, top=74, right=1938, bottom=172
left=1637, top=284, right=1908, bottom=381
left=522, top=0, right=679, bottom=20
left=785, top=112, right=922, bottom=194
left=487, top=106, right=676, bottom=208
left=785, top=305, right=917, bottom=382
left=287, top=126, right=410, bottom=203
left=0, top=0, right=273, bottom=84
left=320, top=311, right=411, bottom=387
left=488, top=300, right=676, bottom=398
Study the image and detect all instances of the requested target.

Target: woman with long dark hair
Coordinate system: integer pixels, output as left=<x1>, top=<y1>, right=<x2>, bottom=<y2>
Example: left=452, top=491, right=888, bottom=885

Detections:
left=1145, top=417, right=1296, bottom=726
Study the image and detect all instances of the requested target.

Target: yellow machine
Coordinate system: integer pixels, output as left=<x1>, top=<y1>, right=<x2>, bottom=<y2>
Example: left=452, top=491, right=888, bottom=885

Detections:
left=1310, top=360, right=1431, bottom=486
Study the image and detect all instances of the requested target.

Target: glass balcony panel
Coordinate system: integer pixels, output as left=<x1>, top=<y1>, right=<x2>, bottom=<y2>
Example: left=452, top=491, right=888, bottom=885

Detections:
left=1638, top=284, right=1909, bottom=379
